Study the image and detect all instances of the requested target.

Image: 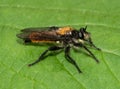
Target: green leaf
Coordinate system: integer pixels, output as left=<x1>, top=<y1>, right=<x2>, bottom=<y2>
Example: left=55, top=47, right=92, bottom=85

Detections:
left=0, top=0, right=120, bottom=89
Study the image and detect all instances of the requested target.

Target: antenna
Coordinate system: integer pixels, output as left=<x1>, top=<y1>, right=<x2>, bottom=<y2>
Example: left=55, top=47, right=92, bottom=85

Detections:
left=84, top=25, right=87, bottom=31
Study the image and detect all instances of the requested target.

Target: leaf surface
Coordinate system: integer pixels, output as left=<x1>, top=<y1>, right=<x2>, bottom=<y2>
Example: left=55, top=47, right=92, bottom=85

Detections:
left=0, top=0, right=120, bottom=89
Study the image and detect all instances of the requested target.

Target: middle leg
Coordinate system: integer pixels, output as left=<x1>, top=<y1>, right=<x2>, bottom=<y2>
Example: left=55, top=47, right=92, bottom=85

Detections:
left=65, top=46, right=82, bottom=73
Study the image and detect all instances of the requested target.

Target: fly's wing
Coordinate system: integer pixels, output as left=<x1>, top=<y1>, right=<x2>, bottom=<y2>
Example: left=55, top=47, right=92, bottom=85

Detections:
left=21, top=26, right=59, bottom=32
left=17, top=27, right=61, bottom=43
left=17, top=26, right=74, bottom=43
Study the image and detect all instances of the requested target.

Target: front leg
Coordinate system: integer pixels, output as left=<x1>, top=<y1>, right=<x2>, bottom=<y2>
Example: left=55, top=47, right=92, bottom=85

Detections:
left=83, top=45, right=99, bottom=63
left=74, top=43, right=99, bottom=63
left=87, top=38, right=101, bottom=50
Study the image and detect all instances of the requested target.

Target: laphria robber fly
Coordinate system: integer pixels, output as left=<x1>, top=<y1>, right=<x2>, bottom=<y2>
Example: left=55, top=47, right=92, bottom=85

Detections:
left=17, top=26, right=101, bottom=73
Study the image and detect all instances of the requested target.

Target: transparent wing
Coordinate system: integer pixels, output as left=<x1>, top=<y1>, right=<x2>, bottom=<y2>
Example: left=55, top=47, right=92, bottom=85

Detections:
left=21, top=26, right=59, bottom=32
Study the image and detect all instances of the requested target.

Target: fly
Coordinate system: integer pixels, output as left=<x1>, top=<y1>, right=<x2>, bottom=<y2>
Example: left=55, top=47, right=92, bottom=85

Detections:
left=17, top=26, right=101, bottom=73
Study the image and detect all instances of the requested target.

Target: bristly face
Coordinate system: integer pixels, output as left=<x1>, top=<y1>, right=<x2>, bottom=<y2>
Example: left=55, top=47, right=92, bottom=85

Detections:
left=79, top=26, right=91, bottom=42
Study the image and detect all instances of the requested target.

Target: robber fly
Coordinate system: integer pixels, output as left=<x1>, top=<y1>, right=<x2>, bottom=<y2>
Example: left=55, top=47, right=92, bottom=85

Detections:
left=17, top=26, right=101, bottom=73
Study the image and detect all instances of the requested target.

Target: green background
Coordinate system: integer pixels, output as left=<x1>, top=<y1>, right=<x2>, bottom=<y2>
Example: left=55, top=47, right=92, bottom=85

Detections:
left=0, top=0, right=120, bottom=89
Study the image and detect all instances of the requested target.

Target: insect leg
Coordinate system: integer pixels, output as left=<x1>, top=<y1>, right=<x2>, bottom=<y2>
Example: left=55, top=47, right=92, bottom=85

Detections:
left=91, top=43, right=101, bottom=50
left=73, top=43, right=99, bottom=63
left=88, top=38, right=101, bottom=50
left=83, top=45, right=99, bottom=63
left=65, top=46, right=82, bottom=73
left=28, top=46, right=63, bottom=66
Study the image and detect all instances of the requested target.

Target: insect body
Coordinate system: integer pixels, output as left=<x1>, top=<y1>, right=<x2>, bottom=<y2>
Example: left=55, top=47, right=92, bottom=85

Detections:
left=17, top=26, right=100, bottom=73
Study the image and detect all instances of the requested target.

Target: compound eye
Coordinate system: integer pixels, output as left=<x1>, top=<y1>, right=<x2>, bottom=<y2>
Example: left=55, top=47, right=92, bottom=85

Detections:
left=79, top=32, right=84, bottom=39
